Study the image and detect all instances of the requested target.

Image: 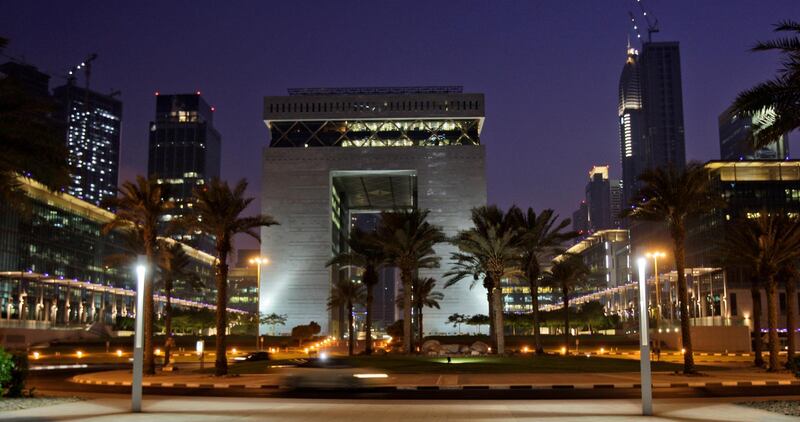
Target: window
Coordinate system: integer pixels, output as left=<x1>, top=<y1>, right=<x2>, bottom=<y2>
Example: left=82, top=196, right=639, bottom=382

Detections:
left=730, top=293, right=737, bottom=316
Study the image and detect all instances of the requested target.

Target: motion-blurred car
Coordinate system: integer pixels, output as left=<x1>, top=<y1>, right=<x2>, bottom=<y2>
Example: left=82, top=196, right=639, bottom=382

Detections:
left=280, top=357, right=391, bottom=389
left=233, top=351, right=271, bottom=362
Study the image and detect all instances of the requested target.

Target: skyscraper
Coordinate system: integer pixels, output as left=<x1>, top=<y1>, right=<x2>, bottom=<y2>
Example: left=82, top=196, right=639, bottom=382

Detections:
left=0, top=61, right=50, bottom=98
left=147, top=93, right=221, bottom=252
left=618, top=41, right=686, bottom=211
left=53, top=84, right=122, bottom=208
left=585, top=165, right=612, bottom=231
left=719, top=105, right=789, bottom=160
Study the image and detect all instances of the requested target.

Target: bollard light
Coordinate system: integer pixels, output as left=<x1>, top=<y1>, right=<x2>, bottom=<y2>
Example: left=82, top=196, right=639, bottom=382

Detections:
left=132, top=256, right=146, bottom=413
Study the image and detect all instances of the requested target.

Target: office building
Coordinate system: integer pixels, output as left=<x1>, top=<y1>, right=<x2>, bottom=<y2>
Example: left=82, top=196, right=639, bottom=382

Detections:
left=147, top=93, right=221, bottom=252
left=572, top=201, right=589, bottom=235
left=573, top=166, right=621, bottom=237
left=52, top=84, right=122, bottom=208
left=618, top=41, right=686, bottom=212
left=719, top=105, right=789, bottom=160
left=0, top=61, right=50, bottom=98
left=260, top=86, right=488, bottom=335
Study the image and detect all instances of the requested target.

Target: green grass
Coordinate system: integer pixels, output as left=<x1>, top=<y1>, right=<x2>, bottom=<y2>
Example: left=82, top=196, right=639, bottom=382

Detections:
left=227, top=355, right=711, bottom=375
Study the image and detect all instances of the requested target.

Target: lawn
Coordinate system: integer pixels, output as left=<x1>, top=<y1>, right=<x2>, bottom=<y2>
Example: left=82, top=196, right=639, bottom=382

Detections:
left=227, top=354, right=706, bottom=375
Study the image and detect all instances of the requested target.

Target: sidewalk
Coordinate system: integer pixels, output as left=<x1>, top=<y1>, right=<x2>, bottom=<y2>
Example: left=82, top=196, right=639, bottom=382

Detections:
left=2, top=395, right=798, bottom=421
left=72, top=368, right=800, bottom=391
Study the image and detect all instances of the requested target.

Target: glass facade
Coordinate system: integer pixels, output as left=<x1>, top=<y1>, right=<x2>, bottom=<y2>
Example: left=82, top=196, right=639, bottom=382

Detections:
left=148, top=93, right=221, bottom=253
left=52, top=84, right=122, bottom=209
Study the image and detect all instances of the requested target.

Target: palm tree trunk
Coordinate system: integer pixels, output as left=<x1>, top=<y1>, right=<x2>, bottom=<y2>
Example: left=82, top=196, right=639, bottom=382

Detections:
left=751, top=281, right=765, bottom=367
left=365, top=283, right=374, bottom=355
left=672, top=222, right=695, bottom=374
left=402, top=270, right=413, bottom=355
left=143, top=234, right=157, bottom=375
left=487, top=288, right=496, bottom=349
left=492, top=284, right=505, bottom=355
left=417, top=305, right=424, bottom=348
left=214, top=246, right=230, bottom=376
left=348, top=301, right=354, bottom=356
left=529, top=271, right=544, bottom=355
left=563, top=285, right=570, bottom=354
left=164, top=284, right=172, bottom=366
left=766, top=276, right=780, bottom=371
left=786, top=276, right=797, bottom=371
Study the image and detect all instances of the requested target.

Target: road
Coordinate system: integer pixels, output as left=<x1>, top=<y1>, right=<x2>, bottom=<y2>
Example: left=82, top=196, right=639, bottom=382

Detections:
left=28, top=366, right=800, bottom=401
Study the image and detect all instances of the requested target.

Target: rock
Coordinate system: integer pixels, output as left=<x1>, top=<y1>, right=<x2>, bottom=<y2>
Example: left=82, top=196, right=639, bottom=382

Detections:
left=459, top=345, right=471, bottom=354
left=421, top=339, right=441, bottom=352
left=470, top=341, right=490, bottom=354
left=441, top=344, right=461, bottom=354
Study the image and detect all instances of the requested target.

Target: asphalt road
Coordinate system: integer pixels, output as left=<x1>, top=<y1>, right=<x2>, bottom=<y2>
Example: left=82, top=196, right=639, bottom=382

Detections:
left=28, top=366, right=800, bottom=401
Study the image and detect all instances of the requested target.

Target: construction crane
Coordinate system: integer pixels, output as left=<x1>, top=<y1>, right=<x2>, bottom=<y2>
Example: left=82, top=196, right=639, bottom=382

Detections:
left=629, top=0, right=659, bottom=43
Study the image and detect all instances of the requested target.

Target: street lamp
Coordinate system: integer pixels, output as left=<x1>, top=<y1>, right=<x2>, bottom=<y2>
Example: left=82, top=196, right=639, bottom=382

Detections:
left=132, top=255, right=147, bottom=413
left=637, top=257, right=653, bottom=416
left=646, top=251, right=666, bottom=354
left=248, top=256, right=269, bottom=351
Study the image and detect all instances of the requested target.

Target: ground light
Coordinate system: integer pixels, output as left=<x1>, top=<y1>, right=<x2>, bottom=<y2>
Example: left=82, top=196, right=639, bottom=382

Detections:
left=637, top=257, right=653, bottom=416
left=132, top=256, right=146, bottom=413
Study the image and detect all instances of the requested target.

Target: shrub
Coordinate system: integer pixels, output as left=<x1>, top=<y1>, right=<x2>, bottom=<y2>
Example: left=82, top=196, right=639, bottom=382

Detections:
left=0, top=348, right=28, bottom=397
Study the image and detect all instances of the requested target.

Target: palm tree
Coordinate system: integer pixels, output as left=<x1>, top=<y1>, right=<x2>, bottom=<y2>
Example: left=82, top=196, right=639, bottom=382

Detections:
left=0, top=37, right=70, bottom=208
left=326, top=228, right=385, bottom=355
left=446, top=205, right=521, bottom=355
left=327, top=279, right=366, bottom=356
left=730, top=20, right=800, bottom=151
left=396, top=277, right=444, bottom=348
left=445, top=252, right=496, bottom=345
left=778, top=264, right=798, bottom=370
left=509, top=207, right=575, bottom=354
left=374, top=209, right=445, bottom=354
left=157, top=240, right=202, bottom=366
left=102, top=176, right=172, bottom=375
left=624, top=162, right=717, bottom=374
left=722, top=214, right=800, bottom=371
left=546, top=255, right=590, bottom=354
left=187, top=178, right=278, bottom=376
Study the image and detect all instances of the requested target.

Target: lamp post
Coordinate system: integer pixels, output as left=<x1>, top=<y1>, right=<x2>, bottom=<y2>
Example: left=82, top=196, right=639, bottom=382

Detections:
left=132, top=256, right=146, bottom=413
left=637, top=257, right=653, bottom=416
left=248, top=257, right=269, bottom=351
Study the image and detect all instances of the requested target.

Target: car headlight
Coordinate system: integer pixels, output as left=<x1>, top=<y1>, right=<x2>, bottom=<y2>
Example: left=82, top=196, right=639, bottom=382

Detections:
left=234, top=357, right=246, bottom=361
left=353, top=373, right=388, bottom=379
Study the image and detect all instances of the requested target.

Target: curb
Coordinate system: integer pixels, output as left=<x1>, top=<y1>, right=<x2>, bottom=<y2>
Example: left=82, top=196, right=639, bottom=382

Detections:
left=72, top=376, right=800, bottom=391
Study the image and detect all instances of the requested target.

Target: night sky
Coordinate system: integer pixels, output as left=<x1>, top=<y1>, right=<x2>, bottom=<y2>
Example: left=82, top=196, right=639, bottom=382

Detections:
left=2, top=1, right=798, bottom=249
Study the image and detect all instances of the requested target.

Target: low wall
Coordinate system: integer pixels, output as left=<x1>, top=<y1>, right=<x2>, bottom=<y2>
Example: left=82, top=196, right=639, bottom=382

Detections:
left=655, top=325, right=751, bottom=353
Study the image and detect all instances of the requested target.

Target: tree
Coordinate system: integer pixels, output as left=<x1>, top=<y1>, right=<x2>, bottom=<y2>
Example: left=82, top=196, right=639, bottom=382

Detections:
left=778, top=264, right=798, bottom=370
left=444, top=251, right=496, bottom=344
left=397, top=277, right=444, bottom=347
left=291, top=321, right=321, bottom=347
left=0, top=37, right=70, bottom=210
left=545, top=255, right=590, bottom=353
left=157, top=240, right=202, bottom=366
left=374, top=209, right=445, bottom=354
left=624, top=162, right=717, bottom=374
left=326, top=228, right=385, bottom=355
left=508, top=207, right=575, bottom=354
left=466, top=314, right=490, bottom=334
left=446, top=205, right=521, bottom=354
left=721, top=214, right=800, bottom=371
left=102, top=176, right=172, bottom=375
left=327, top=279, right=365, bottom=356
left=186, top=178, right=278, bottom=376
left=447, top=313, right=467, bottom=334
left=731, top=20, right=800, bottom=151
left=260, top=313, right=287, bottom=336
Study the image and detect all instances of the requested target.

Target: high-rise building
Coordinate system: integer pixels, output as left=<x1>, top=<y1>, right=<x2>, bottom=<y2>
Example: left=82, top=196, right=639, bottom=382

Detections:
left=719, top=105, right=789, bottom=160
left=610, top=179, right=623, bottom=228
left=52, top=84, right=122, bottom=208
left=618, top=41, right=686, bottom=211
left=586, top=166, right=612, bottom=231
left=147, top=93, right=221, bottom=252
left=0, top=61, right=50, bottom=98
left=260, top=86, right=488, bottom=335
left=572, top=201, right=589, bottom=235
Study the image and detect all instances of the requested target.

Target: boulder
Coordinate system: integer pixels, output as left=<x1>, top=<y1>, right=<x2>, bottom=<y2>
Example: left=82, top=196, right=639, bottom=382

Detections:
left=441, top=343, right=461, bottom=354
left=470, top=341, right=490, bottom=354
left=421, top=339, right=441, bottom=353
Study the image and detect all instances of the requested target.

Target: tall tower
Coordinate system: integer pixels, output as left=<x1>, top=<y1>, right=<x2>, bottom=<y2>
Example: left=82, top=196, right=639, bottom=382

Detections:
left=719, top=105, right=789, bottom=160
left=53, top=84, right=122, bottom=208
left=147, top=93, right=221, bottom=252
left=618, top=42, right=645, bottom=211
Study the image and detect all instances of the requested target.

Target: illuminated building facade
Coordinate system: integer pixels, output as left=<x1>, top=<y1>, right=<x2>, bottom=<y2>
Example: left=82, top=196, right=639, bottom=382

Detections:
left=260, top=86, right=487, bottom=335
left=147, top=93, right=221, bottom=252
left=719, top=105, right=790, bottom=161
left=53, top=84, right=122, bottom=208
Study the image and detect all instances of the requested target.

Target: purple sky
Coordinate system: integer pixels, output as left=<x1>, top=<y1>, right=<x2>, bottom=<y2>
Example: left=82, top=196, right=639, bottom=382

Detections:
left=3, top=1, right=799, bottom=249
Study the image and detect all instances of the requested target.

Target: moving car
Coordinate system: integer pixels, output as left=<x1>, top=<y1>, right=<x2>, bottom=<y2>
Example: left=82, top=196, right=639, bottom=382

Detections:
left=233, top=351, right=271, bottom=362
left=280, top=357, right=391, bottom=390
